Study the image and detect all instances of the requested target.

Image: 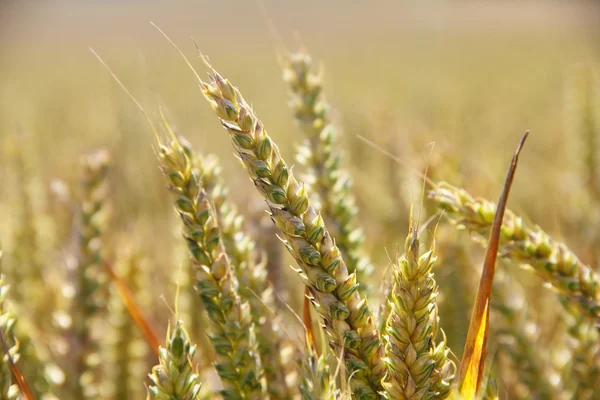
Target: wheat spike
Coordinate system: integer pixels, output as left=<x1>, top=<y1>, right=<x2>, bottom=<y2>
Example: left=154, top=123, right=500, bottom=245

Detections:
left=157, top=136, right=265, bottom=399
left=148, top=320, right=202, bottom=400
left=67, top=149, right=111, bottom=399
left=382, top=226, right=454, bottom=399
left=179, top=140, right=295, bottom=400
left=283, top=52, right=373, bottom=294
left=429, top=182, right=600, bottom=324
left=199, top=67, right=386, bottom=399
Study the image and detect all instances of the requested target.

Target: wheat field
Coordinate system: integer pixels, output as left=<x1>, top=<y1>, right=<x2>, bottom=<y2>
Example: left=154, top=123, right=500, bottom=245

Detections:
left=0, top=1, right=599, bottom=399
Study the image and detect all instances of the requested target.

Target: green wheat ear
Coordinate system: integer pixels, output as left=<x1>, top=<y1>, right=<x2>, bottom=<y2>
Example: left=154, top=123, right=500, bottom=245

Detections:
left=382, top=225, right=454, bottom=399
left=199, top=65, right=386, bottom=399
left=429, top=182, right=600, bottom=324
left=157, top=134, right=265, bottom=399
left=179, top=138, right=295, bottom=400
left=148, top=320, right=202, bottom=400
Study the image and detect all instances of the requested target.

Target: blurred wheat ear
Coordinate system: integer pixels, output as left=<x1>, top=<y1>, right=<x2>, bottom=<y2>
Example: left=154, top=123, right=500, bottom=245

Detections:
left=197, top=62, right=386, bottom=399
left=283, top=51, right=374, bottom=296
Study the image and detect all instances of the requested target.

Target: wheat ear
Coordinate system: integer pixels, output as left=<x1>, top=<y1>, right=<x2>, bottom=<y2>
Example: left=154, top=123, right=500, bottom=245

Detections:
left=382, top=225, right=454, bottom=399
left=429, top=182, right=600, bottom=324
left=562, top=301, right=600, bottom=399
left=157, top=136, right=265, bottom=399
left=179, top=140, right=294, bottom=400
left=199, top=67, right=385, bottom=399
left=492, top=269, right=557, bottom=399
left=108, top=246, right=149, bottom=399
left=148, top=320, right=202, bottom=400
left=283, top=52, right=373, bottom=294
left=68, top=149, right=111, bottom=398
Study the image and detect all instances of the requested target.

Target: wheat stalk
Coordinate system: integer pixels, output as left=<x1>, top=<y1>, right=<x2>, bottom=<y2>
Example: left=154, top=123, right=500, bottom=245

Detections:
left=157, top=136, right=265, bottom=399
left=382, top=225, right=454, bottom=399
left=148, top=320, right=202, bottom=400
left=199, top=66, right=385, bottom=399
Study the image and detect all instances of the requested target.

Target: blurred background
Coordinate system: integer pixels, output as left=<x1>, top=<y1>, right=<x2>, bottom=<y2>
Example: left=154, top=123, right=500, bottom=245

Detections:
left=1, top=0, right=599, bottom=256
left=0, top=0, right=599, bottom=398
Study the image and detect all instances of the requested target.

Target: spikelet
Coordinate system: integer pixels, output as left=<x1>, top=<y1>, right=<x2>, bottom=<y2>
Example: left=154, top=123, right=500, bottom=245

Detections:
left=429, top=182, right=600, bottom=323
left=200, top=66, right=385, bottom=398
left=0, top=271, right=22, bottom=400
left=283, top=52, right=373, bottom=294
left=157, top=136, right=265, bottom=399
left=148, top=320, right=202, bottom=400
left=382, top=226, right=454, bottom=399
